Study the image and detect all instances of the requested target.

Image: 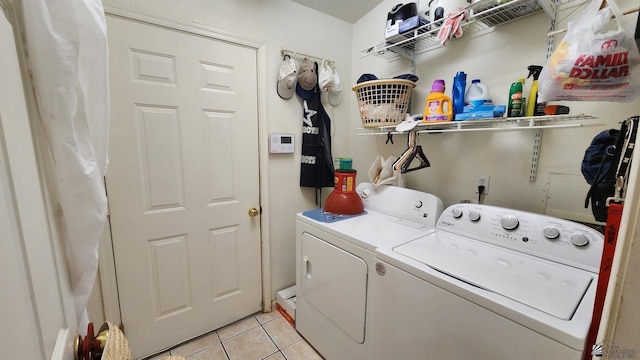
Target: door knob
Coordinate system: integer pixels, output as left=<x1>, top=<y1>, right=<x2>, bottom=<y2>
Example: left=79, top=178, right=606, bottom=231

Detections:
left=248, top=207, right=260, bottom=217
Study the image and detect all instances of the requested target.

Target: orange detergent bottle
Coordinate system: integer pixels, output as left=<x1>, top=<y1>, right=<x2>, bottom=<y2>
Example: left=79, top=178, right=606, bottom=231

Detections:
left=423, top=79, right=452, bottom=122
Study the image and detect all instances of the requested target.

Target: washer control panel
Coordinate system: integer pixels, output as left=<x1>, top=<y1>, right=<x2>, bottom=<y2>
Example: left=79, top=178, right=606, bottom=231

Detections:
left=436, top=204, right=604, bottom=273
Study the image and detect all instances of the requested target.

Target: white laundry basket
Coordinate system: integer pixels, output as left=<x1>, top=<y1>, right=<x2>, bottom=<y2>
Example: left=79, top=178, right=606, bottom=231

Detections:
left=352, top=79, right=416, bottom=128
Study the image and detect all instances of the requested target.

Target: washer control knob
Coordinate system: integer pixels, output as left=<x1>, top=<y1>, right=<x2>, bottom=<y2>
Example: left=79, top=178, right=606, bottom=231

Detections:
left=360, top=188, right=372, bottom=199
left=468, top=211, right=481, bottom=222
left=543, top=226, right=560, bottom=239
left=500, top=215, right=519, bottom=230
left=451, top=207, right=463, bottom=218
left=415, top=200, right=423, bottom=209
left=570, top=233, right=590, bottom=247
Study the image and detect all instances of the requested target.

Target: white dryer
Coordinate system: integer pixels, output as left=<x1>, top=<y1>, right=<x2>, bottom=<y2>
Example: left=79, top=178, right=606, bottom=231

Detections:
left=371, top=203, right=604, bottom=360
left=295, top=183, right=444, bottom=360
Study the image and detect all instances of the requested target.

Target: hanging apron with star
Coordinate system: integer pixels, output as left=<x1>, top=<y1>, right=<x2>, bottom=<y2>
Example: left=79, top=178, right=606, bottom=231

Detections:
left=299, top=61, right=334, bottom=201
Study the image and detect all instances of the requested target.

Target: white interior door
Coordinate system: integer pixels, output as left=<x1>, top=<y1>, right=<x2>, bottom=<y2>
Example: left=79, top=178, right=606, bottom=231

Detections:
left=105, top=15, right=262, bottom=358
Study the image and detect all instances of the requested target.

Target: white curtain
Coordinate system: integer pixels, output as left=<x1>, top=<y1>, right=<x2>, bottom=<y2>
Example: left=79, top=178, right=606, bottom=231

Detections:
left=20, top=0, right=109, bottom=332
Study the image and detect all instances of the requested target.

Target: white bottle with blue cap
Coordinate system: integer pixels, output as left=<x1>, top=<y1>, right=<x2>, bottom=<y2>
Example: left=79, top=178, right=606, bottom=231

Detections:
left=465, top=79, right=491, bottom=109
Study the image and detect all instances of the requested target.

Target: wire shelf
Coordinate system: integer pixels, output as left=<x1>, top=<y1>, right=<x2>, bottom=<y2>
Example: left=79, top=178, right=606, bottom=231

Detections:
left=360, top=0, right=568, bottom=61
left=355, top=114, right=600, bottom=135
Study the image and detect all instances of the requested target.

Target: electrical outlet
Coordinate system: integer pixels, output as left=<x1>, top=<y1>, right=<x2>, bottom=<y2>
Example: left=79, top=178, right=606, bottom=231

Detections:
left=476, top=175, right=490, bottom=195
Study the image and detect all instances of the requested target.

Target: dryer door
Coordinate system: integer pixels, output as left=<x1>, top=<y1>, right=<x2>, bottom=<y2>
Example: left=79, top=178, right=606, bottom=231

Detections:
left=298, top=232, right=367, bottom=343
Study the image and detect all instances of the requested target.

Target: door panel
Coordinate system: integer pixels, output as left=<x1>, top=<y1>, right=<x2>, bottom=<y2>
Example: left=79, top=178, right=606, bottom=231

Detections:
left=105, top=15, right=261, bottom=358
left=137, top=105, right=184, bottom=212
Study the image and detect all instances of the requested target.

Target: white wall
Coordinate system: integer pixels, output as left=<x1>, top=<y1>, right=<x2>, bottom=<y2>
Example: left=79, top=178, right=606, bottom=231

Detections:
left=352, top=0, right=640, bottom=221
left=101, top=0, right=354, bottom=302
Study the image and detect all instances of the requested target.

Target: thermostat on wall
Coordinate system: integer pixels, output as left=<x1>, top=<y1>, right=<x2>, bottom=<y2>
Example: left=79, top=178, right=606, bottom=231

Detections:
left=270, top=133, right=295, bottom=153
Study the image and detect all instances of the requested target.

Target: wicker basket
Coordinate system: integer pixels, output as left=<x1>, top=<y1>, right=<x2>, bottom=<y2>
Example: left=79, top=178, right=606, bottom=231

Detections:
left=352, top=79, right=416, bottom=128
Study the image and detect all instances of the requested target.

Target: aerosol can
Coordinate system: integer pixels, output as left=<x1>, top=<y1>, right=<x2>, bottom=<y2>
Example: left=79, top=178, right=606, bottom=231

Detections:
left=507, top=80, right=523, bottom=117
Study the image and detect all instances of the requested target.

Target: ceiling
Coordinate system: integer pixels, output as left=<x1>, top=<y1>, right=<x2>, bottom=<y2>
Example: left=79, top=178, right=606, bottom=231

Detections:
left=290, top=0, right=385, bottom=23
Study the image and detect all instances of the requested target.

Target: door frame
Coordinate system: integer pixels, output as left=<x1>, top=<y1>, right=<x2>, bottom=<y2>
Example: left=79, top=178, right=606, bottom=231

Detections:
left=100, top=2, right=272, bottom=325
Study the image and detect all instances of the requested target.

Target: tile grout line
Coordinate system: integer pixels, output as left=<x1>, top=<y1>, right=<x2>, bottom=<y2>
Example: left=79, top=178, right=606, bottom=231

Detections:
left=217, top=317, right=261, bottom=343
left=218, top=313, right=283, bottom=360
left=257, top=315, right=284, bottom=360
left=258, top=314, right=313, bottom=360
left=144, top=312, right=288, bottom=360
left=217, top=331, right=232, bottom=360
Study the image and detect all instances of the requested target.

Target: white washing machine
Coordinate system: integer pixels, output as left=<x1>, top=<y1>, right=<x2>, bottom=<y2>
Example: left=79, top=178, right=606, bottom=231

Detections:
left=295, top=183, right=444, bottom=360
left=371, top=203, right=604, bottom=360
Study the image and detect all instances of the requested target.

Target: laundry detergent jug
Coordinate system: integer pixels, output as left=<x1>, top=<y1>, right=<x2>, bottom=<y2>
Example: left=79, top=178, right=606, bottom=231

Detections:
left=423, top=79, right=452, bottom=122
left=452, top=71, right=467, bottom=115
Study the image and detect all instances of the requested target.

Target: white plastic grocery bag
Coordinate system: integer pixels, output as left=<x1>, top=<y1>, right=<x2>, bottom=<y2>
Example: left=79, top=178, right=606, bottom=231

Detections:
left=538, top=0, right=640, bottom=102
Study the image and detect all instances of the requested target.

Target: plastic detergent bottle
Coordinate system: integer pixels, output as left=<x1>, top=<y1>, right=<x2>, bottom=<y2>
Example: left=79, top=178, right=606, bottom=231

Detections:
left=424, top=79, right=452, bottom=122
left=464, top=79, right=490, bottom=109
left=452, top=71, right=466, bottom=116
left=507, top=80, right=523, bottom=117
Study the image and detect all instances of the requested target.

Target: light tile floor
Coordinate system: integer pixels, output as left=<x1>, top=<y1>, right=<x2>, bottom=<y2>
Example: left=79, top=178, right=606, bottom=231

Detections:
left=145, top=311, right=324, bottom=360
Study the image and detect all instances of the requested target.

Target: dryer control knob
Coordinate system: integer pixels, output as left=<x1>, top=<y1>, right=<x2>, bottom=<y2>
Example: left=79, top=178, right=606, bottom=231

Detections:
left=543, top=226, right=560, bottom=239
left=451, top=207, right=463, bottom=218
left=468, top=211, right=481, bottom=222
left=570, top=233, right=590, bottom=247
left=415, top=200, right=423, bottom=209
left=356, top=182, right=373, bottom=198
left=500, top=215, right=519, bottom=230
